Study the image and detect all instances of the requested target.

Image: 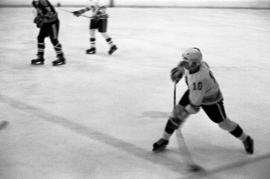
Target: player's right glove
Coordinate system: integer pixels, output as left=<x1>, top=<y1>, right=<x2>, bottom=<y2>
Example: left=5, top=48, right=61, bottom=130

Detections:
left=170, top=66, right=184, bottom=83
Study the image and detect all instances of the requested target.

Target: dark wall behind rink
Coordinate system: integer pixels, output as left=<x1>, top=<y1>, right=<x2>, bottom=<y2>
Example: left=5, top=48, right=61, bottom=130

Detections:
left=0, top=0, right=270, bottom=8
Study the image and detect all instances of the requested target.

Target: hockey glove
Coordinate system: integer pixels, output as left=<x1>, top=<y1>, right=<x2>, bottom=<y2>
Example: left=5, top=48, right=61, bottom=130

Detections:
left=170, top=67, right=184, bottom=83
left=34, top=16, right=44, bottom=28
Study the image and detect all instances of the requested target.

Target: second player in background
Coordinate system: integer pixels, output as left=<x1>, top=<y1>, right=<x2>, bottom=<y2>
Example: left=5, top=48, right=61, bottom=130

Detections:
left=73, top=0, right=118, bottom=55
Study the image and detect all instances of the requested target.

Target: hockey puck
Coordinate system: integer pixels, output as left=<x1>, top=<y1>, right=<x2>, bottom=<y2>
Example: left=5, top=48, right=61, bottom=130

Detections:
left=187, top=164, right=204, bottom=172
left=0, top=120, right=9, bottom=130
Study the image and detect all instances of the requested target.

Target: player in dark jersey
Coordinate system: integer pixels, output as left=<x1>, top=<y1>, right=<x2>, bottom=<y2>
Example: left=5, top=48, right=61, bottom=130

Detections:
left=72, top=0, right=117, bottom=55
left=31, top=0, right=65, bottom=66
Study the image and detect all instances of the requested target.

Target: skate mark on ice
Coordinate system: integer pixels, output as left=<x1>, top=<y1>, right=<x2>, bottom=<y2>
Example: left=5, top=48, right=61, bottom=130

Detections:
left=139, top=111, right=170, bottom=119
left=0, top=94, right=186, bottom=174
left=180, top=153, right=270, bottom=179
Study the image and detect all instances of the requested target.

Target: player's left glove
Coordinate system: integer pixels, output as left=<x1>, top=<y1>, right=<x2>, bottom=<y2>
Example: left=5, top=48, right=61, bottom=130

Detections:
left=170, top=66, right=184, bottom=83
left=34, top=16, right=44, bottom=28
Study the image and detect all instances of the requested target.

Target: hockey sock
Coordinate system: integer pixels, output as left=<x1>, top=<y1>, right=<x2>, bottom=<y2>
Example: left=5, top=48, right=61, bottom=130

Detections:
left=106, top=37, right=114, bottom=47
left=54, top=43, right=64, bottom=57
left=162, top=118, right=181, bottom=140
left=37, top=42, right=45, bottom=57
left=162, top=131, right=172, bottom=141
left=230, top=124, right=247, bottom=141
left=90, top=37, right=96, bottom=48
left=51, top=38, right=64, bottom=57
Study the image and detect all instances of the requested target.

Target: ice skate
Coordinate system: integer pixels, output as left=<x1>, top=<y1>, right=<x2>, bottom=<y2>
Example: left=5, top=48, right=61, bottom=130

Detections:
left=86, top=47, right=96, bottom=54
left=52, top=56, right=66, bottom=66
left=243, top=136, right=254, bottom=154
left=108, top=45, right=117, bottom=55
left=31, top=56, right=44, bottom=65
left=152, top=138, right=169, bottom=152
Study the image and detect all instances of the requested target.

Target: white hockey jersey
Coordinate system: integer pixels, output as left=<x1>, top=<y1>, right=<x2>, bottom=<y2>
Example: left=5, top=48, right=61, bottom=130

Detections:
left=184, top=61, right=223, bottom=106
left=85, top=1, right=108, bottom=19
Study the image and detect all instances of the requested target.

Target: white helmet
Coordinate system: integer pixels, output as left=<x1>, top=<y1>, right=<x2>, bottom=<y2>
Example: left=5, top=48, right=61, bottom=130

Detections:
left=182, top=47, right=202, bottom=68
left=182, top=47, right=202, bottom=63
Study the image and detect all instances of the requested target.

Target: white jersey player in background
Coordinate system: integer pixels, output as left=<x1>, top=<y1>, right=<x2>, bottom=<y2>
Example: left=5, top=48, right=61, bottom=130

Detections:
left=72, top=0, right=117, bottom=55
left=152, top=47, right=254, bottom=154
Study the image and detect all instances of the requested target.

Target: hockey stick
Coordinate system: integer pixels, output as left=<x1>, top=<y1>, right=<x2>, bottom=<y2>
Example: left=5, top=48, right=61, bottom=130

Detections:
left=173, top=83, right=204, bottom=172
left=57, top=7, right=93, bottom=19
left=173, top=82, right=177, bottom=107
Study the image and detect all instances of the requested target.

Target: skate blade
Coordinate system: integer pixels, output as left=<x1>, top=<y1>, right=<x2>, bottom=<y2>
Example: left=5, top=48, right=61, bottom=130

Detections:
left=86, top=51, right=96, bottom=54
left=152, top=146, right=166, bottom=153
left=52, top=62, right=65, bottom=66
left=31, top=62, right=44, bottom=65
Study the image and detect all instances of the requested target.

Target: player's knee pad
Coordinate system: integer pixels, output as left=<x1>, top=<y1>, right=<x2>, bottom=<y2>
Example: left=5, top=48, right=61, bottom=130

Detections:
left=173, top=105, right=190, bottom=120
left=218, top=118, right=237, bottom=132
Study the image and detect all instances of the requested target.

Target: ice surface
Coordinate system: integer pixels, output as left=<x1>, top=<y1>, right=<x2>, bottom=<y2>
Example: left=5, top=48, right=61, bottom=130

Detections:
left=0, top=7, right=270, bottom=179
left=1, top=0, right=270, bottom=8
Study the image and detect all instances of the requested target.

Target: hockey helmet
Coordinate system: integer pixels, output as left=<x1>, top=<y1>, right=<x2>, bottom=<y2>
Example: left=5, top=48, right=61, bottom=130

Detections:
left=182, top=47, right=202, bottom=69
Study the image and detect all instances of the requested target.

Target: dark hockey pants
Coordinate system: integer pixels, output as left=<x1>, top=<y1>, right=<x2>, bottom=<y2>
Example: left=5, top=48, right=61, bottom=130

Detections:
left=37, top=20, right=63, bottom=58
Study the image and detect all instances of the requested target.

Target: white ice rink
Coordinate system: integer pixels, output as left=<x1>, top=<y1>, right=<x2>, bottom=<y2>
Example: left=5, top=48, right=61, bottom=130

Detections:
left=0, top=7, right=270, bottom=179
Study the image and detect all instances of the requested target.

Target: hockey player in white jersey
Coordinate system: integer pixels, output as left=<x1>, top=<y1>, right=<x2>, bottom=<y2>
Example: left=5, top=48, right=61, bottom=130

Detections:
left=152, top=47, right=254, bottom=154
left=72, top=0, right=117, bottom=55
